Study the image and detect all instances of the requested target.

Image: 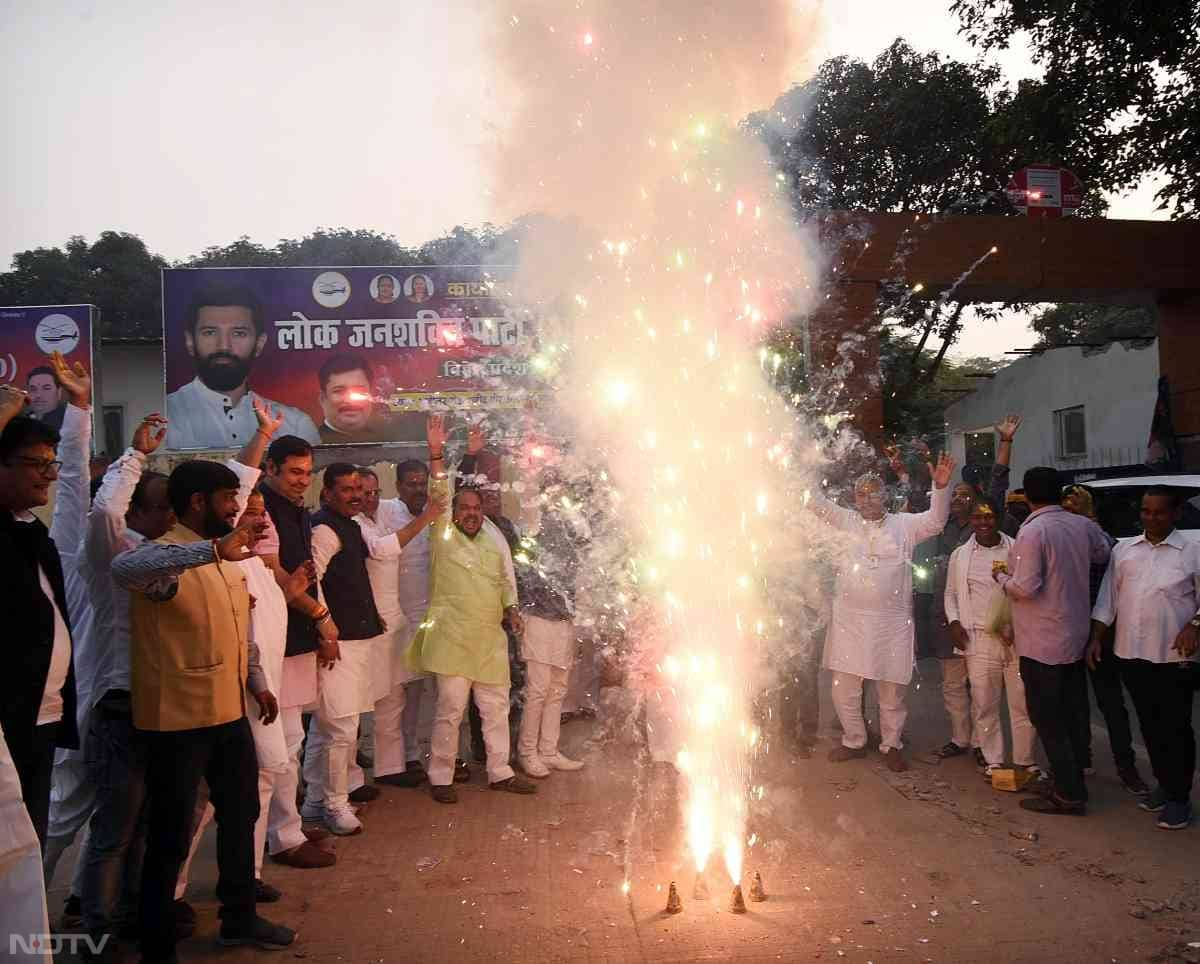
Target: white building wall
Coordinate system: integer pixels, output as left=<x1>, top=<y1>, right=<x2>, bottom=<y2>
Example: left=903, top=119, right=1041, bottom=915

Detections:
left=945, top=340, right=1159, bottom=483
left=94, top=341, right=165, bottom=452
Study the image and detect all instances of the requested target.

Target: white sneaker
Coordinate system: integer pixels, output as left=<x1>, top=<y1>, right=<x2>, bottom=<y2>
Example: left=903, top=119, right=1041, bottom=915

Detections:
left=981, top=764, right=1003, bottom=780
left=324, top=805, right=363, bottom=836
left=520, top=756, right=551, bottom=778
left=544, top=753, right=584, bottom=771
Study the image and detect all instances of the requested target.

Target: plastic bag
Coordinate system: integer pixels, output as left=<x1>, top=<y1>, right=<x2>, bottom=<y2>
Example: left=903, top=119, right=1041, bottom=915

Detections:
left=984, top=589, right=1013, bottom=642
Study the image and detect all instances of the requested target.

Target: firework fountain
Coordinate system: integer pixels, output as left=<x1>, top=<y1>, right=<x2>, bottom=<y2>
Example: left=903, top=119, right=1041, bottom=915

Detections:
left=485, top=1, right=825, bottom=901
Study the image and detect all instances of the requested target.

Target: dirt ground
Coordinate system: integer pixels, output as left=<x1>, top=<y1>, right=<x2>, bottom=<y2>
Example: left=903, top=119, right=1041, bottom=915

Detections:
left=47, top=660, right=1200, bottom=963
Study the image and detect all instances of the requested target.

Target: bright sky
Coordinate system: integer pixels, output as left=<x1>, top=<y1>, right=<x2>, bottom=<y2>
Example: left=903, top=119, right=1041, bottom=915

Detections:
left=0, top=0, right=1166, bottom=359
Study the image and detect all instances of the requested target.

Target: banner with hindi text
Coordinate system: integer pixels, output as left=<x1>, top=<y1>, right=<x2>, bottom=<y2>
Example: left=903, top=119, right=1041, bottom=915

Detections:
left=161, top=266, right=533, bottom=451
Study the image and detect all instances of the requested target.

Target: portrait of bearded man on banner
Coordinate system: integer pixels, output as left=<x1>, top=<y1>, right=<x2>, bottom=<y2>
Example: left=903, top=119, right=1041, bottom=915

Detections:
left=165, top=284, right=320, bottom=450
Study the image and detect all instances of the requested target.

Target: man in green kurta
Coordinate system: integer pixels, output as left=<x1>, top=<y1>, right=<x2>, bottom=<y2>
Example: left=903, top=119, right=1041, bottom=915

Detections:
left=406, top=415, right=537, bottom=803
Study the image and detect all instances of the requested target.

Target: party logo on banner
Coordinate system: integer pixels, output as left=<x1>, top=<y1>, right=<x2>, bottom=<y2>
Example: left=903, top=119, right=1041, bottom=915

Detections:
left=0, top=304, right=96, bottom=430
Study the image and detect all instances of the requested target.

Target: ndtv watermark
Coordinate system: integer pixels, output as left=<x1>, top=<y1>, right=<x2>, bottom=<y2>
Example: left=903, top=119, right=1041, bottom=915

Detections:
left=10, top=933, right=112, bottom=956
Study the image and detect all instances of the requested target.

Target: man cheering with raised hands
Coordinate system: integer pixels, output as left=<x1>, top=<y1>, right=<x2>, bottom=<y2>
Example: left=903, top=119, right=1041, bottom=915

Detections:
left=408, top=415, right=537, bottom=803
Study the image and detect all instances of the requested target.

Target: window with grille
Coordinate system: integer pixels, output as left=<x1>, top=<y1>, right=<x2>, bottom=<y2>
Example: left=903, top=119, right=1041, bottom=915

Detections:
left=1054, top=406, right=1087, bottom=459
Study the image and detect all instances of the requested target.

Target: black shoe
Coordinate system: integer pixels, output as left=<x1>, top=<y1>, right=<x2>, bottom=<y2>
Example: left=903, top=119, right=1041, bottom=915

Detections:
left=173, top=899, right=197, bottom=940
left=431, top=784, right=458, bottom=804
left=454, top=759, right=471, bottom=783
left=60, top=893, right=83, bottom=930
left=934, top=741, right=968, bottom=759
left=348, top=784, right=380, bottom=803
left=217, top=915, right=296, bottom=949
left=490, top=775, right=538, bottom=794
left=173, top=900, right=196, bottom=926
left=1118, top=765, right=1150, bottom=795
left=973, top=748, right=987, bottom=768
left=827, top=745, right=868, bottom=763
left=255, top=879, right=283, bottom=903
left=377, top=769, right=427, bottom=787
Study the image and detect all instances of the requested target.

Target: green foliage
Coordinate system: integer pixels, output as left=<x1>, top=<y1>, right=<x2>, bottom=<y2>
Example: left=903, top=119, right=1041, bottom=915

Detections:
left=877, top=327, right=997, bottom=444
left=1029, top=303, right=1157, bottom=347
left=0, top=231, right=167, bottom=338
left=953, top=0, right=1200, bottom=217
left=1, top=226, right=517, bottom=338
left=746, top=38, right=1109, bottom=217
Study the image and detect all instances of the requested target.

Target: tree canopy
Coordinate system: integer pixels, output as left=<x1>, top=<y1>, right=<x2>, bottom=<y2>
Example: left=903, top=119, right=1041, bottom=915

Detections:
left=1029, top=303, right=1156, bottom=348
left=747, top=38, right=1110, bottom=217
left=953, top=0, right=1200, bottom=217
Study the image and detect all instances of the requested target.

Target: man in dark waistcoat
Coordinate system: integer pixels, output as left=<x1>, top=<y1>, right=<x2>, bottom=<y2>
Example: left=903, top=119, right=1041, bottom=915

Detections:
left=300, top=463, right=385, bottom=836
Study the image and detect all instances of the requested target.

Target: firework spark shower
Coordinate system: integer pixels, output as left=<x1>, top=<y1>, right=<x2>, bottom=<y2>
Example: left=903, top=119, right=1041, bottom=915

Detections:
left=487, top=1, right=826, bottom=888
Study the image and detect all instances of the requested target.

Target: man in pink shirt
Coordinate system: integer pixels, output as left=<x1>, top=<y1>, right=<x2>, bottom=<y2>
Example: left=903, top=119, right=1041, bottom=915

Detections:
left=994, top=466, right=1111, bottom=815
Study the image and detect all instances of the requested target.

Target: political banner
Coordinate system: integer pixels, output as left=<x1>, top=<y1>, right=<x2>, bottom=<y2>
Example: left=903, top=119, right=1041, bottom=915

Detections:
left=161, top=266, right=534, bottom=451
left=0, top=304, right=97, bottom=430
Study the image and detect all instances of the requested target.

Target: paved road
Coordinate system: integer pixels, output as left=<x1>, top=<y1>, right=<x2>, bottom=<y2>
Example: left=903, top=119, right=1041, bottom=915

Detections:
left=47, top=667, right=1200, bottom=963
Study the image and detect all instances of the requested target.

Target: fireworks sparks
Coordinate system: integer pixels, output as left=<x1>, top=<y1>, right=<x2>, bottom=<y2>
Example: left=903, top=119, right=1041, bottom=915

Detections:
left=490, top=0, right=824, bottom=902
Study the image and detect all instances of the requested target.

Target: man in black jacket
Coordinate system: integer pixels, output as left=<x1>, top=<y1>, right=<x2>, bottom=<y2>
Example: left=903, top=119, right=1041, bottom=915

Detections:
left=0, top=399, right=79, bottom=846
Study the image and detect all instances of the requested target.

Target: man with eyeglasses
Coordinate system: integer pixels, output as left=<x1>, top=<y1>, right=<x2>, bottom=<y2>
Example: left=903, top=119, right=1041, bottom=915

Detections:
left=0, top=352, right=92, bottom=846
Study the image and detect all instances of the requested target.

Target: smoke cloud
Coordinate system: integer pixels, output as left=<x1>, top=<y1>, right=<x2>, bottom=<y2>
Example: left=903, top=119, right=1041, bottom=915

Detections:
left=485, top=1, right=828, bottom=885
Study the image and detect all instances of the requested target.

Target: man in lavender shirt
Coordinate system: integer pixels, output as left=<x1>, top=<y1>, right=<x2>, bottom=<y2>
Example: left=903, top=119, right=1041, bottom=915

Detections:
left=994, top=466, right=1111, bottom=815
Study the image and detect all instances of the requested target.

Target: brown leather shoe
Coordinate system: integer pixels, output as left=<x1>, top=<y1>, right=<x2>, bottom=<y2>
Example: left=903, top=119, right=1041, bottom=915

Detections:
left=882, top=748, right=909, bottom=772
left=271, top=839, right=336, bottom=868
left=827, top=745, right=868, bottom=763
left=301, top=823, right=333, bottom=842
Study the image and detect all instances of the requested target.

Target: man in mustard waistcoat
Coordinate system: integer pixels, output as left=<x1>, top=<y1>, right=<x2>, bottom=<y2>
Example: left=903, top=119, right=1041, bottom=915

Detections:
left=113, top=460, right=295, bottom=961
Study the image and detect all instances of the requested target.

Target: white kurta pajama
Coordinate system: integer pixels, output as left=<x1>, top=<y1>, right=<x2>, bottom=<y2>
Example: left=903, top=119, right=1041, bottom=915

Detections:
left=356, top=509, right=419, bottom=779
left=816, top=484, right=950, bottom=751
left=945, top=534, right=1036, bottom=767
left=238, top=556, right=306, bottom=876
left=224, top=459, right=317, bottom=853
left=302, top=521, right=387, bottom=815
left=387, top=498, right=437, bottom=767
left=42, top=404, right=95, bottom=888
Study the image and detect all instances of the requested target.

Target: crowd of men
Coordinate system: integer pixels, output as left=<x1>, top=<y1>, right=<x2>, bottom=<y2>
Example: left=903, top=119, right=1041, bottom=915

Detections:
left=0, top=361, right=587, bottom=962
left=3, top=357, right=1200, bottom=962
left=801, top=415, right=1199, bottom=829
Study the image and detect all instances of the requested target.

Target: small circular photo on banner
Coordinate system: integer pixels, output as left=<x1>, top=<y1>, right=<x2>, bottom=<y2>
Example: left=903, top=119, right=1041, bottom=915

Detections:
left=35, top=313, right=81, bottom=355
left=405, top=273, right=434, bottom=304
left=312, top=271, right=351, bottom=309
left=371, top=274, right=400, bottom=304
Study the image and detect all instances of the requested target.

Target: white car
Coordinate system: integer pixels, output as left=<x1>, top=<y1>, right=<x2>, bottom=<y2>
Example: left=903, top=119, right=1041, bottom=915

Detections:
left=1079, top=475, right=1200, bottom=541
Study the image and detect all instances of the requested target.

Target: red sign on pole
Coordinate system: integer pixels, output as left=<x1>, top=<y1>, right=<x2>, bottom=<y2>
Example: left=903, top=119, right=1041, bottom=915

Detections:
left=1006, top=166, right=1084, bottom=218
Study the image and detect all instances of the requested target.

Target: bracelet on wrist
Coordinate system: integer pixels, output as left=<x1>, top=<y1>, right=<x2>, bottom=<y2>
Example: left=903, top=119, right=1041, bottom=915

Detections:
left=429, top=450, right=444, bottom=460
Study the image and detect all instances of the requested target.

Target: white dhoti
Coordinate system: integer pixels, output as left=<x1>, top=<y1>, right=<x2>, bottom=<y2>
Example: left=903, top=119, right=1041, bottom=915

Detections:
left=304, top=636, right=379, bottom=812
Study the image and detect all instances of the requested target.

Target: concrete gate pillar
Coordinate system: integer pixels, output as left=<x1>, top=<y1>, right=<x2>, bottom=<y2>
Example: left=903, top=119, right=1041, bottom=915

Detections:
left=805, top=281, right=883, bottom=444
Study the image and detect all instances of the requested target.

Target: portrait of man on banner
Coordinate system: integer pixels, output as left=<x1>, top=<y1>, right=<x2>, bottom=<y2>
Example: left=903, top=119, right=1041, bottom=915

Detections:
left=165, top=284, right=320, bottom=450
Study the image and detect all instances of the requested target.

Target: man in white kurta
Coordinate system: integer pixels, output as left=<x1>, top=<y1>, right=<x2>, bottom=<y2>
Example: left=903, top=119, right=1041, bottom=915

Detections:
left=944, top=501, right=1036, bottom=776
left=302, top=465, right=388, bottom=835
left=355, top=469, right=443, bottom=787
left=41, top=394, right=94, bottom=897
left=812, top=455, right=953, bottom=770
